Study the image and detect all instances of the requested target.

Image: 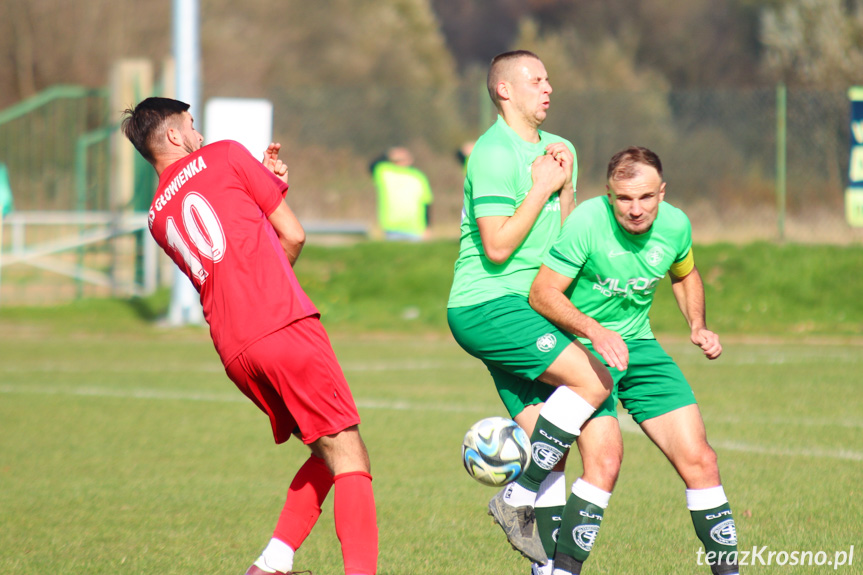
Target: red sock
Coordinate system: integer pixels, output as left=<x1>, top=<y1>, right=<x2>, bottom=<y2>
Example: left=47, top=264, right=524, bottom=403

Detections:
left=273, top=454, right=333, bottom=551
left=334, top=471, right=378, bottom=575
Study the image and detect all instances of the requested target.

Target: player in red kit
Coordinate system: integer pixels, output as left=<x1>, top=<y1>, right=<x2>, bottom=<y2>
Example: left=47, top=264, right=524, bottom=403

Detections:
left=121, top=97, right=378, bottom=575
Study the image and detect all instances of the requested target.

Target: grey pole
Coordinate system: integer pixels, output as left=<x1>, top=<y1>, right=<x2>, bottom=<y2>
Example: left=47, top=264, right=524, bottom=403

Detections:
left=167, top=0, right=205, bottom=325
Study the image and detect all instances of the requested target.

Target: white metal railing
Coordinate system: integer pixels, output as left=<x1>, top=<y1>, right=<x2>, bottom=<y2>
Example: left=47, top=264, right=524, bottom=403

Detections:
left=0, top=211, right=157, bottom=300
left=0, top=210, right=369, bottom=305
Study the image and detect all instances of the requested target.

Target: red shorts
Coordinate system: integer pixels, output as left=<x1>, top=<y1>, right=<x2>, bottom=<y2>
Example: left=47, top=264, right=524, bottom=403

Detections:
left=225, top=316, right=361, bottom=445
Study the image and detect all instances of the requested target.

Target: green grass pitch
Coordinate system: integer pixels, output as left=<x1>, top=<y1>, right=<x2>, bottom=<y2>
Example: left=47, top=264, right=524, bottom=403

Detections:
left=0, top=314, right=860, bottom=574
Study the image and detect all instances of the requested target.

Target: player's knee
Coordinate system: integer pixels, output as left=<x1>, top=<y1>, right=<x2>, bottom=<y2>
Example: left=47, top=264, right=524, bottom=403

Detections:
left=333, top=429, right=372, bottom=471
left=680, top=443, right=718, bottom=481
left=313, top=425, right=367, bottom=456
left=584, top=354, right=613, bottom=402
left=697, top=444, right=719, bottom=472
left=599, top=368, right=614, bottom=394
left=564, top=368, right=611, bottom=406
left=586, top=373, right=612, bottom=406
left=583, top=447, right=622, bottom=488
left=596, top=375, right=613, bottom=402
left=589, top=458, right=621, bottom=490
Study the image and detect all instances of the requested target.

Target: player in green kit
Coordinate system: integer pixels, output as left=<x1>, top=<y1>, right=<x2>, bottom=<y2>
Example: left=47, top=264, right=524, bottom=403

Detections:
left=530, top=146, right=739, bottom=575
left=447, top=50, right=612, bottom=572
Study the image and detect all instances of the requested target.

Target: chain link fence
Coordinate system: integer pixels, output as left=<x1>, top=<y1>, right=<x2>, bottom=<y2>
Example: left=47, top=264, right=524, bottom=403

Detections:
left=262, top=82, right=854, bottom=243
left=0, top=87, right=110, bottom=211
left=0, top=87, right=146, bottom=305
left=0, top=82, right=857, bottom=304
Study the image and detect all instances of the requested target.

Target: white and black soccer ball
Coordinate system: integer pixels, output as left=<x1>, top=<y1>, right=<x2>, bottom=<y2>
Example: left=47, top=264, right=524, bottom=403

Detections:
left=461, top=416, right=531, bottom=487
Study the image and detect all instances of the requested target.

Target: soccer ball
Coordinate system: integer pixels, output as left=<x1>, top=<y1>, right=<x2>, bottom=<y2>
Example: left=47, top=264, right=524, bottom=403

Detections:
left=461, top=416, right=531, bottom=487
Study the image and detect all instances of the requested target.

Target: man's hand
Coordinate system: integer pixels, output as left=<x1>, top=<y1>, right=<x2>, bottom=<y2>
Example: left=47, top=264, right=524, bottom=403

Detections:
left=530, top=154, right=566, bottom=202
left=587, top=325, right=629, bottom=371
left=691, top=327, right=722, bottom=360
left=545, top=142, right=574, bottom=189
left=262, top=142, right=289, bottom=185
left=670, top=267, right=720, bottom=360
left=545, top=142, right=575, bottom=218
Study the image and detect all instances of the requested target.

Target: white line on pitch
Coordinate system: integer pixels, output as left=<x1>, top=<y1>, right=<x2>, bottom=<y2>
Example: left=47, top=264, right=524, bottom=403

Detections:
left=2, top=384, right=861, bottom=461
left=0, top=359, right=481, bottom=374
left=616, top=417, right=863, bottom=461
left=0, top=384, right=491, bottom=413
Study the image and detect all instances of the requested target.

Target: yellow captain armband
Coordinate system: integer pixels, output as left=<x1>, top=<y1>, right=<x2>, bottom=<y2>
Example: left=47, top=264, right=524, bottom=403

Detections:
left=669, top=248, right=695, bottom=278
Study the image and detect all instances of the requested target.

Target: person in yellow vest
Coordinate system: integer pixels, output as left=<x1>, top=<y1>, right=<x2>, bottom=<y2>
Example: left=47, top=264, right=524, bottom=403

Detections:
left=369, top=147, right=433, bottom=240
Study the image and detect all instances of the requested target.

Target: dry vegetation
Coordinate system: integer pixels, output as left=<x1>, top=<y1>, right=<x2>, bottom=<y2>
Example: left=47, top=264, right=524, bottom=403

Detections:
left=1, top=0, right=862, bottom=245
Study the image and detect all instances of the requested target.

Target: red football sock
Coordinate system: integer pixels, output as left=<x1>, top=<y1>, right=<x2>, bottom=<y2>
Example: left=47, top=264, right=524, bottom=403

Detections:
left=334, top=471, right=378, bottom=575
left=272, top=454, right=333, bottom=551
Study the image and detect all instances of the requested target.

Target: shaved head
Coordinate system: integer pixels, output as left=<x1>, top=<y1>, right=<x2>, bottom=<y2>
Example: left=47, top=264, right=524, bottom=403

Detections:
left=487, top=50, right=541, bottom=111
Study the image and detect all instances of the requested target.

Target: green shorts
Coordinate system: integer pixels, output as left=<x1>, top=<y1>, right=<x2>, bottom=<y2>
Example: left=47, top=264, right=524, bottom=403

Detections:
left=590, top=339, right=696, bottom=424
left=448, top=295, right=576, bottom=417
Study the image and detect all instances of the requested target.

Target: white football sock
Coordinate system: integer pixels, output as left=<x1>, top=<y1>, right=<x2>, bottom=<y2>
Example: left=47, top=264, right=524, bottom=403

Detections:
left=253, top=538, right=295, bottom=573
left=685, top=485, right=728, bottom=511
left=533, top=559, right=555, bottom=575
left=536, top=471, right=567, bottom=508
left=572, top=477, right=612, bottom=509
left=540, top=386, right=596, bottom=436
left=502, top=480, right=537, bottom=507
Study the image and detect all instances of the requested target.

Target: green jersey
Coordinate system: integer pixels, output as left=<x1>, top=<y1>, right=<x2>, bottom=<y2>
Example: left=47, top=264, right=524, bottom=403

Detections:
left=448, top=115, right=576, bottom=307
left=543, top=196, right=693, bottom=341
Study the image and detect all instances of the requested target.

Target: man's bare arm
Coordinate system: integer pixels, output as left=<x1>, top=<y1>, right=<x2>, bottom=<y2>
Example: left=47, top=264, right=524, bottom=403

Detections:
left=530, top=264, right=629, bottom=370
left=670, top=266, right=722, bottom=359
left=477, top=154, right=566, bottom=264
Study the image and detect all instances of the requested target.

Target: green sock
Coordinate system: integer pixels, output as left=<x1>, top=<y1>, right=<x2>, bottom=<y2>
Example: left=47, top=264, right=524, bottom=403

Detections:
left=690, top=503, right=738, bottom=574
left=535, top=504, right=563, bottom=559
left=535, top=471, right=566, bottom=560
left=555, top=494, right=605, bottom=563
left=516, top=416, right=577, bottom=491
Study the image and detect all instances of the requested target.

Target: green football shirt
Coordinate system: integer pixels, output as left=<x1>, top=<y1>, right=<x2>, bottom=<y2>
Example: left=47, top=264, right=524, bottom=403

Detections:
left=447, top=115, right=576, bottom=307
left=543, top=196, right=693, bottom=341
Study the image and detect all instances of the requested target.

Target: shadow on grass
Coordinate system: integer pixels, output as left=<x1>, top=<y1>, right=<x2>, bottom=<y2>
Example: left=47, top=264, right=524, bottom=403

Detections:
left=125, top=289, right=171, bottom=323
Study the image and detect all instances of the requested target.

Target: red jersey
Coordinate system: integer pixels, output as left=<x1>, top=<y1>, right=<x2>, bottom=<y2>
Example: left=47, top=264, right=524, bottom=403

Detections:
left=148, top=140, right=319, bottom=365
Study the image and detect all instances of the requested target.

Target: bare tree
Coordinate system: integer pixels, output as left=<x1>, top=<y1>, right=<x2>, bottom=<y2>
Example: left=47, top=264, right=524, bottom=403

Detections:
left=0, top=0, right=170, bottom=108
left=761, top=0, right=863, bottom=87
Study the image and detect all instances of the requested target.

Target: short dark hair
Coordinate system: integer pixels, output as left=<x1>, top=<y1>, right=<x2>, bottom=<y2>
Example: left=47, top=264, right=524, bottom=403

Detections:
left=120, top=97, right=190, bottom=164
left=487, top=50, right=541, bottom=110
left=607, top=146, right=663, bottom=181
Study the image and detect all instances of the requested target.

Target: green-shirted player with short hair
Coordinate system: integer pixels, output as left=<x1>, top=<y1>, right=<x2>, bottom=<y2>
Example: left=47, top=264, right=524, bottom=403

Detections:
left=530, top=146, right=740, bottom=575
left=447, top=49, right=613, bottom=573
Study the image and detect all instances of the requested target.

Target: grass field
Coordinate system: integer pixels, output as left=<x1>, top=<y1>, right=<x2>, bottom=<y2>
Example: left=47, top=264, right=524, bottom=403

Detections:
left=1, top=241, right=861, bottom=574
